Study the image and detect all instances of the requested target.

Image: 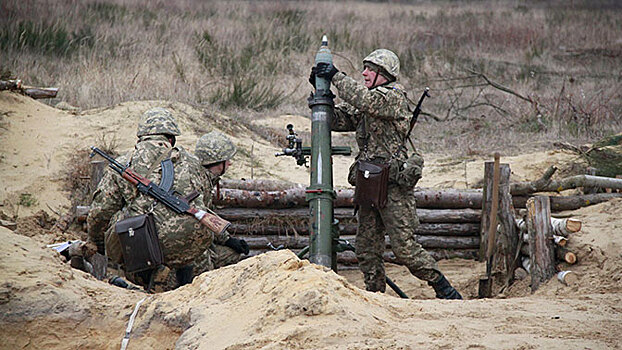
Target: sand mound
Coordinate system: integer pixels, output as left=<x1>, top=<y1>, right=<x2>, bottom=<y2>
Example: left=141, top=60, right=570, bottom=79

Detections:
left=1, top=227, right=620, bottom=349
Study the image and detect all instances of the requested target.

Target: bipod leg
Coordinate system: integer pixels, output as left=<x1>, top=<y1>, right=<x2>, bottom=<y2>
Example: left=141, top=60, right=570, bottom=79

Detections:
left=297, top=245, right=310, bottom=259
left=335, top=238, right=409, bottom=299
left=386, top=276, right=408, bottom=299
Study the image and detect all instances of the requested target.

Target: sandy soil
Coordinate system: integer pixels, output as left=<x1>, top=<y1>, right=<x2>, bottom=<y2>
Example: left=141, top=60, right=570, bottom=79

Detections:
left=0, top=92, right=620, bottom=349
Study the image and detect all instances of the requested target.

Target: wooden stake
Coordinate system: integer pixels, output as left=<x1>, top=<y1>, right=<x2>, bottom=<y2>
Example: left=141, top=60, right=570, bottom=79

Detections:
left=527, top=196, right=556, bottom=292
left=479, top=152, right=501, bottom=298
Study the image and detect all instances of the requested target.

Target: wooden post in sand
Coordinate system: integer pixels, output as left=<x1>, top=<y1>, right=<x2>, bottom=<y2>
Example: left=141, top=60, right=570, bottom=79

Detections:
left=526, top=196, right=556, bottom=292
left=497, top=163, right=520, bottom=284
left=480, top=161, right=512, bottom=263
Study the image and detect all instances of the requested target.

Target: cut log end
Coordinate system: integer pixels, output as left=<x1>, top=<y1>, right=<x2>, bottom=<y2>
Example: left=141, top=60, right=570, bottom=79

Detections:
left=566, top=218, right=582, bottom=233
left=557, top=270, right=578, bottom=286
left=563, top=252, right=577, bottom=264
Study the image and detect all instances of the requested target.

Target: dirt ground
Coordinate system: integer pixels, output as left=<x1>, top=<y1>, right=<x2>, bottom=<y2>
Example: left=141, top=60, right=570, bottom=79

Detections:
left=0, top=92, right=621, bottom=349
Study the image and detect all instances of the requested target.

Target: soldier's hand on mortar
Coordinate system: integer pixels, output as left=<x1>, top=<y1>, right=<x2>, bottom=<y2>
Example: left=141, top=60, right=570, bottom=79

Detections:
left=315, top=62, right=339, bottom=81
left=309, top=66, right=318, bottom=88
left=225, top=237, right=250, bottom=255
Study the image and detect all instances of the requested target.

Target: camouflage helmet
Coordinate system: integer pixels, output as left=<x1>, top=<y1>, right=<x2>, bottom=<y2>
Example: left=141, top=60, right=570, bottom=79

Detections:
left=195, top=131, right=237, bottom=166
left=363, top=49, right=400, bottom=80
left=136, top=107, right=181, bottom=137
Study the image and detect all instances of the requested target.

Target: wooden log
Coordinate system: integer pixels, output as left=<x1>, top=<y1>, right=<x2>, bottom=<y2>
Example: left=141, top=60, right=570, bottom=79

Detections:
left=332, top=249, right=479, bottom=264
left=220, top=178, right=305, bottom=191
left=415, top=208, right=481, bottom=223
left=511, top=172, right=622, bottom=195
left=510, top=165, right=557, bottom=195
left=237, top=234, right=480, bottom=250
left=1, top=79, right=58, bottom=99
left=551, top=217, right=582, bottom=236
left=0, top=79, right=22, bottom=90
left=557, top=270, right=578, bottom=285
left=527, top=196, right=556, bottom=292
left=513, top=193, right=622, bottom=211
left=216, top=207, right=481, bottom=223
left=23, top=87, right=58, bottom=99
left=521, top=238, right=568, bottom=254
left=480, top=161, right=504, bottom=260
left=217, top=187, right=354, bottom=208
left=497, top=163, right=519, bottom=285
left=413, top=189, right=483, bottom=209
left=552, top=235, right=568, bottom=247
left=583, top=167, right=599, bottom=194
left=519, top=217, right=579, bottom=238
left=228, top=223, right=480, bottom=236
left=216, top=187, right=483, bottom=209
left=218, top=186, right=620, bottom=210
left=253, top=249, right=479, bottom=264
left=555, top=247, right=577, bottom=264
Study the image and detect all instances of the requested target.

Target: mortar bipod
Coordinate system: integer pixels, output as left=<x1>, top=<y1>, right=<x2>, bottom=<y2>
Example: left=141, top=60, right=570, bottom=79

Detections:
left=275, top=124, right=351, bottom=167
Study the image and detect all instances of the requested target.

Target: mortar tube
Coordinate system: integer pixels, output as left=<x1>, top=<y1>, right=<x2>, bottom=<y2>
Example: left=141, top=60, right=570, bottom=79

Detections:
left=307, top=35, right=336, bottom=268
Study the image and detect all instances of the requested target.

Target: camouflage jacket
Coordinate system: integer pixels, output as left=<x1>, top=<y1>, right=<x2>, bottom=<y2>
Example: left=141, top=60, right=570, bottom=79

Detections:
left=201, top=170, right=230, bottom=245
left=87, top=135, right=216, bottom=267
left=331, top=72, right=412, bottom=162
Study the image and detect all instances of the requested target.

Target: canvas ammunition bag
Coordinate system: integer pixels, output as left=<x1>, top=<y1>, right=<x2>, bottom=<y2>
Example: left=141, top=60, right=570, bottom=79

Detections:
left=354, top=159, right=390, bottom=209
left=115, top=213, right=163, bottom=274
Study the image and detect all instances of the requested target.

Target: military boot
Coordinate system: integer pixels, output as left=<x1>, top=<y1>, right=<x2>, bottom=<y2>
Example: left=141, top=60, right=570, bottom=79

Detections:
left=428, top=274, right=462, bottom=300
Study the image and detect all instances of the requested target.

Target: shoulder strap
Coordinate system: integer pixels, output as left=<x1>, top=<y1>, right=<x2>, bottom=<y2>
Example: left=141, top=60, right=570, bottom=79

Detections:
left=145, top=148, right=173, bottom=178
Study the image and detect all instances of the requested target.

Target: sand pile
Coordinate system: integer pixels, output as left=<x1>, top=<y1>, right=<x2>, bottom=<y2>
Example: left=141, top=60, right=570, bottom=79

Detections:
left=1, top=225, right=620, bottom=349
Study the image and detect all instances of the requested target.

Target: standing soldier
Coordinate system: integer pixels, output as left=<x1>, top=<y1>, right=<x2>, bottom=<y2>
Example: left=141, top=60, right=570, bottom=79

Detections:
left=192, top=131, right=249, bottom=276
left=87, top=107, right=214, bottom=291
left=311, top=49, right=462, bottom=299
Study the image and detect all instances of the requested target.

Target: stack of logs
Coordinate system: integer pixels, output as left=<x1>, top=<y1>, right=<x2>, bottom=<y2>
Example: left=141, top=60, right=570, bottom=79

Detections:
left=214, top=179, right=483, bottom=266
left=517, top=214, right=582, bottom=288
left=480, top=163, right=622, bottom=293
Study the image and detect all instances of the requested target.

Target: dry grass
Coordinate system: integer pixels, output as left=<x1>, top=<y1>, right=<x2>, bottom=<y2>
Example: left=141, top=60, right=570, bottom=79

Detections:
left=1, top=0, right=621, bottom=157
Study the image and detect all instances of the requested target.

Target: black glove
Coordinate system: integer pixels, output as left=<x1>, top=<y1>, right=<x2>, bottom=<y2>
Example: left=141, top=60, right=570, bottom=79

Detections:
left=225, top=237, right=250, bottom=255
left=308, top=66, right=318, bottom=88
left=315, top=62, right=339, bottom=81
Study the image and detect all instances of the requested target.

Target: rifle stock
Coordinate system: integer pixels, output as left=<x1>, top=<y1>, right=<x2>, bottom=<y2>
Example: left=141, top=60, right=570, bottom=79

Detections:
left=90, top=147, right=231, bottom=235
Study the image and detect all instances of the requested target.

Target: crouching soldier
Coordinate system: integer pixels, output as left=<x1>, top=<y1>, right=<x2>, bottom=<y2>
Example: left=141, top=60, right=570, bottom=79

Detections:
left=87, top=107, right=214, bottom=292
left=191, top=131, right=249, bottom=277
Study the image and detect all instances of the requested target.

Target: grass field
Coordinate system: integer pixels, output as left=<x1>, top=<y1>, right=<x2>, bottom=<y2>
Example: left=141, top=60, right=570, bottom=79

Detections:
left=1, top=0, right=621, bottom=156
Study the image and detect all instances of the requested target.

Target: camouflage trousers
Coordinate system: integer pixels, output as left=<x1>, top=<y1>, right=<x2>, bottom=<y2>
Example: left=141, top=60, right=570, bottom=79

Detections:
left=356, top=185, right=440, bottom=292
left=193, top=243, right=242, bottom=276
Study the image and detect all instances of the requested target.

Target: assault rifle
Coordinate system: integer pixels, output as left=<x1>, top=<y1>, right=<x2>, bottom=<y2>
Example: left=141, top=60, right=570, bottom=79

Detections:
left=396, top=87, right=430, bottom=157
left=407, top=87, right=430, bottom=139
left=90, top=147, right=230, bottom=235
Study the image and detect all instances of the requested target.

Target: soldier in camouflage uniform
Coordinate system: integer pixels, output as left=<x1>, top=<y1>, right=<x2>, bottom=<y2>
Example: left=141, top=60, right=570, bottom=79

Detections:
left=193, top=131, right=249, bottom=275
left=312, top=49, right=462, bottom=299
left=87, top=107, right=220, bottom=291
